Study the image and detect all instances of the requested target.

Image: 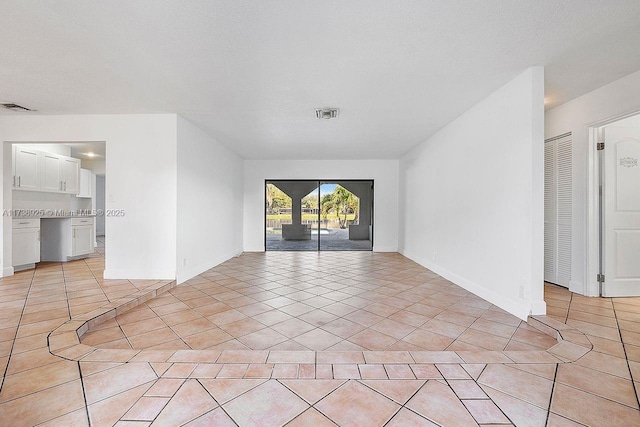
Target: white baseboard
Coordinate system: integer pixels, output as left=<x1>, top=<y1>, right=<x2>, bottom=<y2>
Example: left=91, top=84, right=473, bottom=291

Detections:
left=176, top=249, right=243, bottom=284
left=569, top=280, right=595, bottom=296
left=401, top=249, right=537, bottom=321
left=103, top=269, right=175, bottom=280
left=2, top=266, right=15, bottom=277
left=530, top=300, right=547, bottom=315
left=373, top=245, right=398, bottom=252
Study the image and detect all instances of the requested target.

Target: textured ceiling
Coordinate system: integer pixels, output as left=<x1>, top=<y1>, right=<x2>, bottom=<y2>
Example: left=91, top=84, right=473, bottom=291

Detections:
left=1, top=1, right=639, bottom=159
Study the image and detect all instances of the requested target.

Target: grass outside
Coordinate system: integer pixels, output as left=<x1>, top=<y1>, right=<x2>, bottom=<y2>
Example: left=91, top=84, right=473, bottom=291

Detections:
left=266, top=213, right=357, bottom=221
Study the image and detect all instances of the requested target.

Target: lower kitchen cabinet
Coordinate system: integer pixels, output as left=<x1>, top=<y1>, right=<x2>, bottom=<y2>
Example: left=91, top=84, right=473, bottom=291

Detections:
left=72, top=218, right=94, bottom=256
left=41, top=217, right=95, bottom=261
left=12, top=219, right=41, bottom=270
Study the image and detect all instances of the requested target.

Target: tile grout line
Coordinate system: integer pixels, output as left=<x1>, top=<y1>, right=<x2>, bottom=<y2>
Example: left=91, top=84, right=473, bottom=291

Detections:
left=544, top=363, right=560, bottom=426
left=76, top=359, right=92, bottom=426
left=611, top=300, right=640, bottom=409
left=0, top=268, right=36, bottom=396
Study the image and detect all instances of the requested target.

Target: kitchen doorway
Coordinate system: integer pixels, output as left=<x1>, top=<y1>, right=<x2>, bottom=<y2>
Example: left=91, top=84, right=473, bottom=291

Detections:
left=265, top=180, right=373, bottom=251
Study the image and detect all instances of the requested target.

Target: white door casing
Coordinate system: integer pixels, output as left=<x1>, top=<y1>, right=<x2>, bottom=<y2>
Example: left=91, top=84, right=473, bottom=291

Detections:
left=603, top=126, right=640, bottom=297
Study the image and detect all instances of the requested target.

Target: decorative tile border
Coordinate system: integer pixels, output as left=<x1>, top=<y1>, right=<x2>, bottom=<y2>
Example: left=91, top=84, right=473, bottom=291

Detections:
left=47, top=283, right=594, bottom=375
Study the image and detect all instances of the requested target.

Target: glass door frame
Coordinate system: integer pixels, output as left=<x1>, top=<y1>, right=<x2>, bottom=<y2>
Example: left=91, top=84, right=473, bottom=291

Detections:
left=264, top=179, right=374, bottom=252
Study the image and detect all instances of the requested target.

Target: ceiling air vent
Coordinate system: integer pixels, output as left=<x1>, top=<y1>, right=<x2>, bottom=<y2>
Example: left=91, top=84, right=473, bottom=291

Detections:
left=1, top=103, right=34, bottom=112
left=315, top=108, right=339, bottom=119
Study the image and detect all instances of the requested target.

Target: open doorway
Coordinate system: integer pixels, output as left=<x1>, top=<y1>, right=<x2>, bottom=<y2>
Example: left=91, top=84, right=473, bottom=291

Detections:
left=9, top=141, right=106, bottom=273
left=265, top=180, right=373, bottom=251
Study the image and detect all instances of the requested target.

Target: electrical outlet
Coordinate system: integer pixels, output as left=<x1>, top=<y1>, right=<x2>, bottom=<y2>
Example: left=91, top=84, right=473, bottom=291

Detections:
left=432, top=251, right=437, bottom=261
left=182, top=258, right=187, bottom=267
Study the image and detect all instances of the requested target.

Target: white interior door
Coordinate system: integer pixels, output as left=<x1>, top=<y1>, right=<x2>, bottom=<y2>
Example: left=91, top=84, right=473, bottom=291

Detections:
left=603, top=126, right=640, bottom=296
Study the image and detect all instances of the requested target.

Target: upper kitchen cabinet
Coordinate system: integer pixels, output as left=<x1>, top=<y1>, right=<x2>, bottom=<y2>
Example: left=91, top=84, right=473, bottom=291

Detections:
left=62, top=157, right=80, bottom=194
left=41, top=152, right=63, bottom=192
left=77, top=168, right=93, bottom=198
left=12, top=145, right=41, bottom=191
left=12, top=145, right=81, bottom=195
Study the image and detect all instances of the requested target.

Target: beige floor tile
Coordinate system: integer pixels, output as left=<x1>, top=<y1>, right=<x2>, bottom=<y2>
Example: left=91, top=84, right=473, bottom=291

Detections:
left=551, top=383, right=640, bottom=426
left=449, top=379, right=489, bottom=399
left=6, top=346, right=61, bottom=374
left=403, top=329, right=454, bottom=350
left=279, top=380, right=346, bottom=406
left=37, top=408, right=90, bottom=427
left=219, top=318, right=266, bottom=337
left=343, top=309, right=385, bottom=327
left=478, top=364, right=553, bottom=408
left=122, top=396, right=170, bottom=421
left=507, top=363, right=557, bottom=381
left=152, top=379, right=218, bottom=426
left=316, top=380, right=400, bottom=426
left=386, top=407, right=438, bottom=426
left=287, top=407, right=337, bottom=426
left=144, top=378, right=185, bottom=397
left=333, top=364, right=360, bottom=379
left=199, top=378, right=267, bottom=404
left=128, top=328, right=181, bottom=349
left=83, top=362, right=157, bottom=404
left=292, top=329, right=343, bottom=351
left=348, top=329, right=398, bottom=350
left=0, top=360, right=80, bottom=402
left=482, top=385, right=548, bottom=427
left=319, top=318, right=366, bottom=339
left=463, top=399, right=510, bottom=424
left=182, top=407, right=237, bottom=426
left=546, top=412, right=585, bottom=426
left=223, top=380, right=309, bottom=427
left=182, top=328, right=234, bottom=350
left=556, top=363, right=638, bottom=408
left=0, top=379, right=86, bottom=426
left=574, top=350, right=631, bottom=379
left=405, top=380, right=476, bottom=426
left=170, top=318, right=217, bottom=338
left=271, top=318, right=316, bottom=338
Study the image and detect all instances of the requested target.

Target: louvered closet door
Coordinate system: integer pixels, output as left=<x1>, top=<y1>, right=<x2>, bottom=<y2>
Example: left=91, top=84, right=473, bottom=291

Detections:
left=544, top=134, right=572, bottom=287
left=544, top=143, right=557, bottom=283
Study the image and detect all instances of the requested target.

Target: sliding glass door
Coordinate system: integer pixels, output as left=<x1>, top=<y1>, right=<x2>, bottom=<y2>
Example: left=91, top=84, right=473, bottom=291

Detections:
left=265, top=180, right=373, bottom=251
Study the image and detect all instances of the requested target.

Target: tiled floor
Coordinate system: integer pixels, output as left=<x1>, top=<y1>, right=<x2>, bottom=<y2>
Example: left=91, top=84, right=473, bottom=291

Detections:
left=0, top=249, right=639, bottom=426
left=81, top=252, right=557, bottom=353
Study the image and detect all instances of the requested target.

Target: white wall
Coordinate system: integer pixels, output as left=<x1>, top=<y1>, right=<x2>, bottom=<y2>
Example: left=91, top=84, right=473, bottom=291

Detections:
left=545, top=69, right=640, bottom=296
left=243, top=160, right=399, bottom=252
left=95, top=175, right=106, bottom=235
left=176, top=117, right=244, bottom=283
left=399, top=67, right=545, bottom=320
left=0, top=114, right=177, bottom=279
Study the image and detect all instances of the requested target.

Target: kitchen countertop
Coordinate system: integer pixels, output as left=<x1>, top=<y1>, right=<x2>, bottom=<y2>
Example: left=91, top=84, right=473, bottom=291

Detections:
left=12, top=214, right=96, bottom=219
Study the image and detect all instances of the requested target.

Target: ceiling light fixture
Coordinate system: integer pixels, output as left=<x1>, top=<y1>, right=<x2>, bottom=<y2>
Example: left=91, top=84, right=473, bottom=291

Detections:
left=1, top=102, right=34, bottom=112
left=315, top=108, right=339, bottom=119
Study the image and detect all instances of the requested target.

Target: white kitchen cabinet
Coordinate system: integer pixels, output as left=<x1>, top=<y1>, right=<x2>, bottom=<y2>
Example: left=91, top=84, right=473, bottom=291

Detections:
left=12, top=145, right=81, bottom=194
left=13, top=146, right=40, bottom=191
left=62, top=158, right=80, bottom=194
left=77, top=168, right=93, bottom=198
left=72, top=218, right=94, bottom=256
left=41, top=152, right=63, bottom=192
left=41, top=217, right=94, bottom=261
left=12, top=219, right=41, bottom=270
